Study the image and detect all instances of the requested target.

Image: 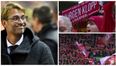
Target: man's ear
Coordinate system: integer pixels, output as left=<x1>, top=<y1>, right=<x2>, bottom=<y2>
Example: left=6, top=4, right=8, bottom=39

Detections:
left=1, top=20, right=7, bottom=28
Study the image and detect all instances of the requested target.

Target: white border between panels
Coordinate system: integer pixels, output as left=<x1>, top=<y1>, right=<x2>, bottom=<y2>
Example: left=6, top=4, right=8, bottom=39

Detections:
left=0, top=0, right=1, bottom=65
left=57, top=1, right=59, bottom=65
left=0, top=0, right=116, bottom=1
left=59, top=32, right=116, bottom=34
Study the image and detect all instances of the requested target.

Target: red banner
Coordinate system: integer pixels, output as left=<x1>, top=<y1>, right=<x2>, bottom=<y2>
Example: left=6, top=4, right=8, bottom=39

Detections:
left=62, top=1, right=100, bottom=23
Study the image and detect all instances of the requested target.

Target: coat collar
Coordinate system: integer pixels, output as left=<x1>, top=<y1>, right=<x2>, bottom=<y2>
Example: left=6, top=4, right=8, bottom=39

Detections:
left=1, top=28, right=39, bottom=54
left=11, top=36, right=32, bottom=54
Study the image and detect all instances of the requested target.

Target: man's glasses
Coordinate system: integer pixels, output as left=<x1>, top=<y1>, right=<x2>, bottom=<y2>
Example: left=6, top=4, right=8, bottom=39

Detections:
left=8, top=15, right=27, bottom=22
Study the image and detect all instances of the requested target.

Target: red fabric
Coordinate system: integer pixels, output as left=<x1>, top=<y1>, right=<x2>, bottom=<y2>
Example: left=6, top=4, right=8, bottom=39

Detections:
left=89, top=16, right=104, bottom=32
left=76, top=42, right=85, bottom=51
left=96, top=37, right=105, bottom=45
left=103, top=2, right=115, bottom=32
left=76, top=42, right=89, bottom=57
left=78, top=44, right=85, bottom=51
left=89, top=2, right=115, bottom=32
left=89, top=58, right=94, bottom=64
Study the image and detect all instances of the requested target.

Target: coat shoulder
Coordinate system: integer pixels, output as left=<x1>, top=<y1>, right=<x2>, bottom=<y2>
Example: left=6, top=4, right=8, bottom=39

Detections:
left=31, top=37, right=54, bottom=64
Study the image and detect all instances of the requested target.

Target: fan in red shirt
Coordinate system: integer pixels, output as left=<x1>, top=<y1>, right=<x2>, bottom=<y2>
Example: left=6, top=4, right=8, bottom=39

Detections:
left=87, top=2, right=115, bottom=32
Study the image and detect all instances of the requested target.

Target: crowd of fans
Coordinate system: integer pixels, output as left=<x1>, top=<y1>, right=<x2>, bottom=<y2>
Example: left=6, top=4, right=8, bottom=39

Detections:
left=59, top=34, right=115, bottom=64
left=59, top=1, right=115, bottom=32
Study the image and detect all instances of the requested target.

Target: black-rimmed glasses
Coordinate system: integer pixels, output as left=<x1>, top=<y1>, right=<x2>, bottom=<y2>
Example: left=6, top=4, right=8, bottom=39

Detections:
left=8, top=15, right=27, bottom=22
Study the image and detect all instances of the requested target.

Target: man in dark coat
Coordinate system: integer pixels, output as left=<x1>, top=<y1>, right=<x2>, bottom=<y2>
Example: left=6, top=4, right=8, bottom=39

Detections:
left=32, top=6, right=57, bottom=64
left=1, top=2, right=54, bottom=64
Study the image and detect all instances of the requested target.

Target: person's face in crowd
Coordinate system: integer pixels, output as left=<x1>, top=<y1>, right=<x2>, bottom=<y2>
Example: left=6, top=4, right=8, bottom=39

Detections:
left=2, top=8, right=26, bottom=35
left=59, top=20, right=67, bottom=32
left=87, top=21, right=99, bottom=32
left=32, top=17, right=41, bottom=33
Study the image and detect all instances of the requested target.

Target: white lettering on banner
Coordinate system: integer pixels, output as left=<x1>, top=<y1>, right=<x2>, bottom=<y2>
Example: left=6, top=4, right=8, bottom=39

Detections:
left=62, top=1, right=99, bottom=23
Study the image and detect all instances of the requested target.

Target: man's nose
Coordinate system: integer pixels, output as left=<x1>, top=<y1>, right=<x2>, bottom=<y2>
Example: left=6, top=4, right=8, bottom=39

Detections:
left=18, top=19, right=26, bottom=26
left=19, top=18, right=24, bottom=23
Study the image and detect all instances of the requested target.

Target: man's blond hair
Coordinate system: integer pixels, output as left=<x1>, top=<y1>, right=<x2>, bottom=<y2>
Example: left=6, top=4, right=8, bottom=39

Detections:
left=1, top=2, right=25, bottom=20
